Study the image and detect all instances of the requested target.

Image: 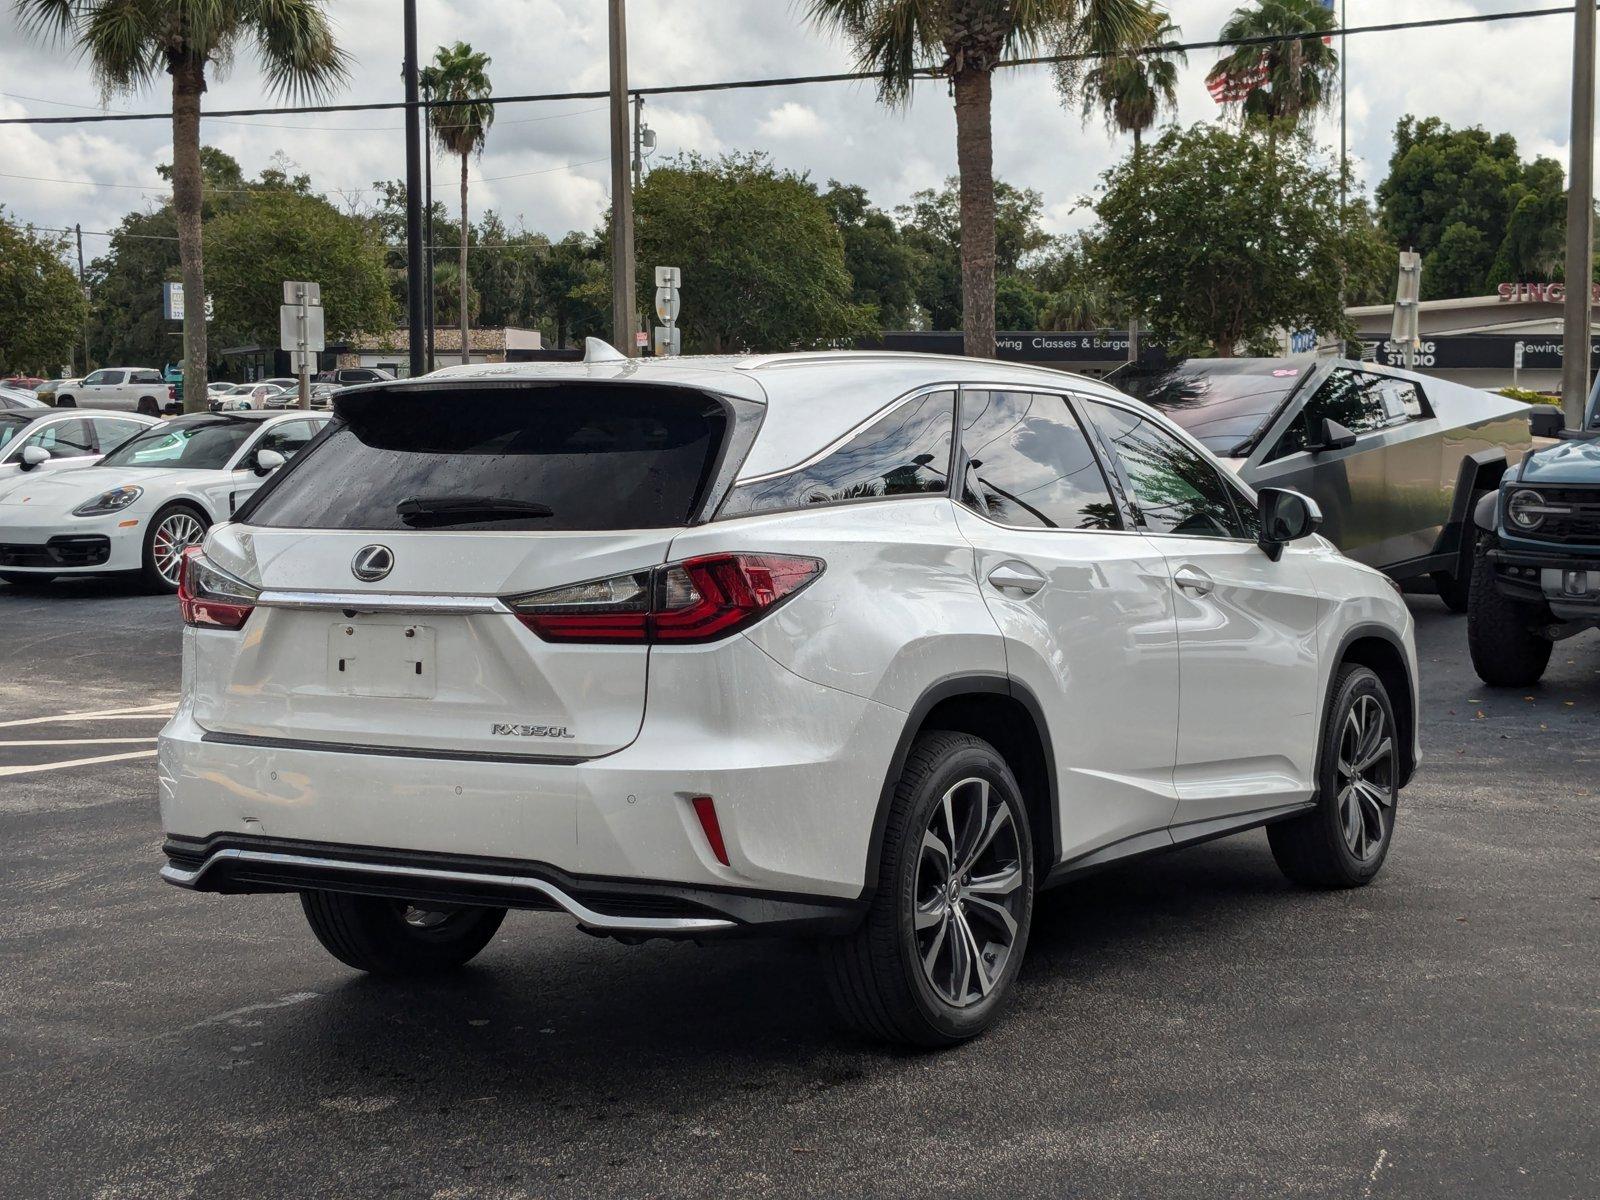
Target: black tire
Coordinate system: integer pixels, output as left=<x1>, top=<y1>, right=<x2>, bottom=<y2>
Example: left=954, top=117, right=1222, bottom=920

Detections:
left=1466, top=541, right=1552, bottom=686
left=140, top=502, right=209, bottom=593
left=1269, top=665, right=1400, bottom=889
left=300, top=891, right=506, bottom=975
left=1, top=572, right=55, bottom=587
left=55, top=395, right=76, bottom=408
left=822, top=730, right=1034, bottom=1047
left=137, top=397, right=160, bottom=417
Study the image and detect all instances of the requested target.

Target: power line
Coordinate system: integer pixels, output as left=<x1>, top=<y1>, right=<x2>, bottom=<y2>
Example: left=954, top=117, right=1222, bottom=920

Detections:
left=0, top=5, right=1586, bottom=129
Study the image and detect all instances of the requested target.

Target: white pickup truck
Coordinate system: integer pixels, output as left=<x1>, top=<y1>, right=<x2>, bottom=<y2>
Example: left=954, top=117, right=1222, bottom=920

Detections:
left=54, top=368, right=175, bottom=416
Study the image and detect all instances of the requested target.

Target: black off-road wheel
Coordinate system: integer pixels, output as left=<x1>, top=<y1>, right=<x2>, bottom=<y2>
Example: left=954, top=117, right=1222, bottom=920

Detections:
left=1466, top=542, right=1552, bottom=686
left=822, top=731, right=1034, bottom=1047
left=300, top=891, right=507, bottom=976
left=1269, top=665, right=1400, bottom=889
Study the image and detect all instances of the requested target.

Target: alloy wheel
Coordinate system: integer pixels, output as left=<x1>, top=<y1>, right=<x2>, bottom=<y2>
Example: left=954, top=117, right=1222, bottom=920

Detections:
left=152, top=512, right=204, bottom=586
left=914, top=777, right=1024, bottom=1008
left=1336, top=694, right=1395, bottom=861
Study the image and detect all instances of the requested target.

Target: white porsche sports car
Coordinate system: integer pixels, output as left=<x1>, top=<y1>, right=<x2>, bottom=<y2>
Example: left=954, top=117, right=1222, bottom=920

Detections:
left=0, top=411, right=328, bottom=590
left=0, top=409, right=158, bottom=483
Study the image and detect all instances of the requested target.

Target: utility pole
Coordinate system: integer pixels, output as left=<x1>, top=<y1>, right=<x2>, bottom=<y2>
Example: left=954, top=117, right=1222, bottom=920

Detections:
left=608, top=0, right=638, bottom=356
left=402, top=0, right=427, bottom=379
left=422, top=77, right=436, bottom=374
left=1562, top=0, right=1597, bottom=431
left=74, top=223, right=89, bottom=375
left=1339, top=0, right=1348, bottom=215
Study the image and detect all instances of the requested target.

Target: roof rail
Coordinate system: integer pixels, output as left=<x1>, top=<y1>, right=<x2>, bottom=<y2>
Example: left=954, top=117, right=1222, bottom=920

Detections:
left=583, top=337, right=627, bottom=364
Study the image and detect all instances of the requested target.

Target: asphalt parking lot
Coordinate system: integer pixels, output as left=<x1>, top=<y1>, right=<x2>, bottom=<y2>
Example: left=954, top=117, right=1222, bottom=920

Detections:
left=1, top=577, right=1596, bottom=1200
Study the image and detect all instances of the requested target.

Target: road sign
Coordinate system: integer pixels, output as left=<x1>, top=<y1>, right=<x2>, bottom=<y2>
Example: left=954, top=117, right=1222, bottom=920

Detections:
left=653, top=265, right=681, bottom=356
left=654, top=326, right=681, bottom=356
left=280, top=304, right=326, bottom=352
left=634, top=330, right=650, bottom=349
left=283, top=281, right=322, bottom=306
left=654, top=266, right=681, bottom=288
left=163, top=282, right=213, bottom=321
left=654, top=287, right=681, bottom=324
left=289, top=349, right=316, bottom=374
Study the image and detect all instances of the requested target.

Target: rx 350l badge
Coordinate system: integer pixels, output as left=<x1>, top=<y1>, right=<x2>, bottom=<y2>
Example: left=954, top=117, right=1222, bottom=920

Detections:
left=351, top=544, right=394, bottom=582
left=492, top=723, right=577, bottom=739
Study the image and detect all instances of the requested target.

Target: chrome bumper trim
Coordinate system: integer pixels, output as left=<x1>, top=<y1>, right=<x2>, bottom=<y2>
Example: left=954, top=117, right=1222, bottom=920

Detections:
left=255, top=591, right=511, bottom=615
left=160, top=849, right=735, bottom=933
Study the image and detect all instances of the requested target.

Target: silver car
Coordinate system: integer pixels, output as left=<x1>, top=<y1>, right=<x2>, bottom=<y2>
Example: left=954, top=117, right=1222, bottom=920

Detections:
left=1113, top=358, right=1532, bottom=611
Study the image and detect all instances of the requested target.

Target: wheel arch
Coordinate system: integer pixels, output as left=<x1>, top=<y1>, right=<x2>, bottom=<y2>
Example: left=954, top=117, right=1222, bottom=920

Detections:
left=862, top=674, right=1058, bottom=895
left=1443, top=448, right=1507, bottom=548
left=1331, top=624, right=1418, bottom=788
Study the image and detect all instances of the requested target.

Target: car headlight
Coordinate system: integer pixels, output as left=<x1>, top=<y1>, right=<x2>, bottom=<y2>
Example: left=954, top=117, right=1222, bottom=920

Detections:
left=72, top=485, right=143, bottom=517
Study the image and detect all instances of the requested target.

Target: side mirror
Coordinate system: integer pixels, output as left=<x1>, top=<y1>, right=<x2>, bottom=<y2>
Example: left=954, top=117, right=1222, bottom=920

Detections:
left=1309, top=417, right=1358, bottom=454
left=1257, top=487, right=1323, bottom=561
left=254, top=448, right=286, bottom=476
left=19, top=445, right=51, bottom=470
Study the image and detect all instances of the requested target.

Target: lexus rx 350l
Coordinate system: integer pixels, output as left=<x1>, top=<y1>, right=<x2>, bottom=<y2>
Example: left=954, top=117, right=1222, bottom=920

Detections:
left=159, top=346, right=1420, bottom=1045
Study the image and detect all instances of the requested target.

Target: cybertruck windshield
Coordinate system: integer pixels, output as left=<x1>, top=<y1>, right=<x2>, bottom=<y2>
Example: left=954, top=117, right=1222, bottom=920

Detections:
left=1113, top=360, right=1308, bottom=457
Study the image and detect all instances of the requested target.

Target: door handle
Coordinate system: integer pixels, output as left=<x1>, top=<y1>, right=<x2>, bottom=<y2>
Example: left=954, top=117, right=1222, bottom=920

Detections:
left=987, top=562, right=1047, bottom=596
left=1172, top=565, right=1215, bottom=596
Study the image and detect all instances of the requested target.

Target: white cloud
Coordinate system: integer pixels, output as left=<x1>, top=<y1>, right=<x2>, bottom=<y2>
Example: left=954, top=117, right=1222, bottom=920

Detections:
left=758, top=102, right=825, bottom=141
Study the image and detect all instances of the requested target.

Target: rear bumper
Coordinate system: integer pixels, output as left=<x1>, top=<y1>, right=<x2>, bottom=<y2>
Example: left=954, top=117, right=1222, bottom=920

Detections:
left=160, top=834, right=859, bottom=937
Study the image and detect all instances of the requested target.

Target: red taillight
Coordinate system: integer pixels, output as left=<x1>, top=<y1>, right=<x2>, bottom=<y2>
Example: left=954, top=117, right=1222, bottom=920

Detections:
left=691, top=795, right=730, bottom=866
left=178, top=547, right=257, bottom=630
left=511, top=553, right=823, bottom=645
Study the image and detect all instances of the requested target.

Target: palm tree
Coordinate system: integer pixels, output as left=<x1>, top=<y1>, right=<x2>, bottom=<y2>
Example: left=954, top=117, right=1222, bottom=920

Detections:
left=806, top=0, right=1151, bottom=359
left=14, top=1, right=347, bottom=410
left=1208, top=0, right=1338, bottom=142
left=421, top=42, right=494, bottom=366
left=1079, top=6, right=1184, bottom=159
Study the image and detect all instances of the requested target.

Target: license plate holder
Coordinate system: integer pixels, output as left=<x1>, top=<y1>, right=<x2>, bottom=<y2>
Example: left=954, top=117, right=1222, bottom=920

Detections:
left=327, top=621, right=436, bottom=698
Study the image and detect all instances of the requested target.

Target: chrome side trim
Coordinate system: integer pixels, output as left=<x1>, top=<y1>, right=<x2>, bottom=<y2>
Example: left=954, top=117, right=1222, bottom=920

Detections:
left=160, top=850, right=736, bottom=933
left=255, top=591, right=511, bottom=615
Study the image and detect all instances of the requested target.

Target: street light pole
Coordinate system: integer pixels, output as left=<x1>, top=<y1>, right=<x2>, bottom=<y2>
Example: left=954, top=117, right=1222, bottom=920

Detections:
left=1562, top=0, right=1596, bottom=430
left=608, top=0, right=638, bottom=356
left=402, top=0, right=427, bottom=379
left=423, top=78, right=436, bottom=374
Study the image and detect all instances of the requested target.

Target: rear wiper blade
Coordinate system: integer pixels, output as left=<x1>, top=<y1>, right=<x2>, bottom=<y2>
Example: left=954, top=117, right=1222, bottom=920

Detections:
left=396, top=496, right=554, bottom=527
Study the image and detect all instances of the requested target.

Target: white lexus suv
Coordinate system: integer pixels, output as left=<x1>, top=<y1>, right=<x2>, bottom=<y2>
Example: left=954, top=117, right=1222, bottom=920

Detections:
left=159, top=347, right=1419, bottom=1045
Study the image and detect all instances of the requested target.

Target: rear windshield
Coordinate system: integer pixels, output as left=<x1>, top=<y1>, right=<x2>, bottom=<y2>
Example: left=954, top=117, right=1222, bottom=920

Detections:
left=244, top=385, right=730, bottom=532
left=1115, top=362, right=1305, bottom=456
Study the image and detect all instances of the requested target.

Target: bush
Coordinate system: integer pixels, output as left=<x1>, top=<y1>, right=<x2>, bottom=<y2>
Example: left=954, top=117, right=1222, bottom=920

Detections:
left=1496, top=387, right=1561, bottom=406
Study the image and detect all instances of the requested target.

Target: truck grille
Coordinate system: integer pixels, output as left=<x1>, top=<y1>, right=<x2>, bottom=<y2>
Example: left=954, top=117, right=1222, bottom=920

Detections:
left=1521, top=487, right=1600, bottom=544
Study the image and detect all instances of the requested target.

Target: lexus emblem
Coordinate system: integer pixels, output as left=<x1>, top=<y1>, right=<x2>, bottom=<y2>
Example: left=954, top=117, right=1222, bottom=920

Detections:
left=351, top=544, right=395, bottom=582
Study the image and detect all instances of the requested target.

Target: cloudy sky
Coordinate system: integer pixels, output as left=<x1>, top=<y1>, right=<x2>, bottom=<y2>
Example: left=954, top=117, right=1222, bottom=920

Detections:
left=0, top=0, right=1583, bottom=260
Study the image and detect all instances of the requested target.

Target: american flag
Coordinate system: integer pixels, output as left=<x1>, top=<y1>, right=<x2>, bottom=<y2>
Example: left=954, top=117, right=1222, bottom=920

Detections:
left=1206, top=50, right=1270, bottom=104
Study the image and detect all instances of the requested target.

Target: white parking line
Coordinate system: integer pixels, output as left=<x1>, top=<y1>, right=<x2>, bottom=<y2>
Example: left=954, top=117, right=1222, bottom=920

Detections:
left=0, top=749, right=158, bottom=777
left=0, top=704, right=176, bottom=729
left=0, top=737, right=160, bottom=747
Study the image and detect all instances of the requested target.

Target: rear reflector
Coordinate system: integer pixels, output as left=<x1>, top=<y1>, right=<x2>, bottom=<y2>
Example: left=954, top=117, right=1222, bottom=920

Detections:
left=178, top=548, right=258, bottom=631
left=691, top=795, right=730, bottom=866
left=510, top=552, right=823, bottom=644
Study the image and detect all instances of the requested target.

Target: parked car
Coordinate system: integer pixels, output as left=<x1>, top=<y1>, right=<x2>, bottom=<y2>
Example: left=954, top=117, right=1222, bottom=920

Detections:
left=156, top=347, right=1418, bottom=1046
left=1112, top=357, right=1531, bottom=612
left=0, top=410, right=157, bottom=483
left=0, top=411, right=327, bottom=590
left=2, top=375, right=46, bottom=390
left=263, top=382, right=336, bottom=409
left=213, top=383, right=280, bottom=412
left=34, top=377, right=80, bottom=406
left=54, top=367, right=175, bottom=416
left=316, top=367, right=394, bottom=385
left=0, top=387, right=48, bottom=410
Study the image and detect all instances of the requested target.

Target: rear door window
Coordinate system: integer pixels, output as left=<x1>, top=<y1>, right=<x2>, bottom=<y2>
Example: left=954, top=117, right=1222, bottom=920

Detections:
left=23, top=419, right=97, bottom=459
left=244, top=386, right=730, bottom=532
left=718, top=390, right=954, bottom=518
left=957, top=391, right=1121, bottom=530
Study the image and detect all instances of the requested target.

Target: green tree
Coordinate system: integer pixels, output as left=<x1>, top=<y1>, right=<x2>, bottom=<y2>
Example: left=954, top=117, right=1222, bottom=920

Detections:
left=897, top=177, right=1050, bottom=330
left=14, top=0, right=348, bottom=408
left=1207, top=0, right=1338, bottom=140
left=805, top=0, right=1151, bottom=358
left=1078, top=5, right=1184, bottom=156
left=1027, top=233, right=1125, bottom=330
left=1093, top=123, right=1362, bottom=355
left=534, top=232, right=609, bottom=349
left=470, top=211, right=546, bottom=329
left=823, top=182, right=921, bottom=331
left=421, top=42, right=494, bottom=364
left=633, top=152, right=872, bottom=352
left=0, top=210, right=87, bottom=376
left=205, top=189, right=393, bottom=351
left=1376, top=116, right=1566, bottom=297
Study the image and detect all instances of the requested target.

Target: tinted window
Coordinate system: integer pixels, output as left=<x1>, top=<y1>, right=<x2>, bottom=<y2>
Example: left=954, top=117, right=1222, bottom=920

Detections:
left=131, top=370, right=164, bottom=385
left=958, top=391, right=1119, bottom=530
left=84, top=370, right=120, bottom=386
left=100, top=420, right=257, bottom=470
left=1114, top=361, right=1305, bottom=456
left=719, top=390, right=954, bottom=518
left=1085, top=402, right=1246, bottom=540
left=90, top=418, right=147, bottom=452
left=0, top=414, right=30, bottom=451
left=23, top=418, right=97, bottom=458
left=1274, top=369, right=1387, bottom=457
left=246, top=387, right=728, bottom=532
left=1368, top=376, right=1427, bottom=421
left=255, top=419, right=322, bottom=460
